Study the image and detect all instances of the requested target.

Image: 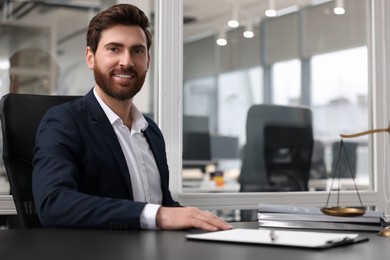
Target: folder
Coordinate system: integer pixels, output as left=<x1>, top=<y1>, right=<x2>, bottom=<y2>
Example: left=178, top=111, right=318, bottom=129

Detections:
left=186, top=228, right=369, bottom=249
left=257, top=204, right=383, bottom=232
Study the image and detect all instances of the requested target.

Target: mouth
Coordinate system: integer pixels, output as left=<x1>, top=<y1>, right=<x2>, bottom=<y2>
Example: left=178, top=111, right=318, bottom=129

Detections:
left=113, top=73, right=135, bottom=79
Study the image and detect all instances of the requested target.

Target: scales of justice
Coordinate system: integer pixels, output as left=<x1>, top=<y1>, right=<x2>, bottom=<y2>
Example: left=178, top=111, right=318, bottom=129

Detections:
left=320, top=125, right=390, bottom=237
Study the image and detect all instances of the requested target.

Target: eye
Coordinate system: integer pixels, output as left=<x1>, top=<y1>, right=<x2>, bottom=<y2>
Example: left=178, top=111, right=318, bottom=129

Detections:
left=107, top=47, right=118, bottom=53
left=133, top=48, right=145, bottom=55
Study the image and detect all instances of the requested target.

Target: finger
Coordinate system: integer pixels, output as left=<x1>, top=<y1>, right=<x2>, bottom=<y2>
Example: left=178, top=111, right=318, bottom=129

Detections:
left=194, top=209, right=233, bottom=230
left=193, top=220, right=219, bottom=231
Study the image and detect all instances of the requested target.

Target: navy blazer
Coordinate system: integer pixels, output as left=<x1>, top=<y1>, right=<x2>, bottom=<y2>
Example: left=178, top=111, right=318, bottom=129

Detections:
left=32, top=89, right=179, bottom=229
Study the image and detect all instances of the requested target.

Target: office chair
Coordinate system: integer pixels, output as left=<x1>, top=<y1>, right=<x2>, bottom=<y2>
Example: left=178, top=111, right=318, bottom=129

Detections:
left=0, top=93, right=81, bottom=228
left=263, top=124, right=314, bottom=191
left=238, top=104, right=313, bottom=221
left=239, top=104, right=313, bottom=192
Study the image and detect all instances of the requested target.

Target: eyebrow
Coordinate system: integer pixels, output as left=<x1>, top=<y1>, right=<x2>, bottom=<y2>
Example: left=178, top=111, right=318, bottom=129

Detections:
left=103, top=42, right=147, bottom=49
left=103, top=42, right=123, bottom=48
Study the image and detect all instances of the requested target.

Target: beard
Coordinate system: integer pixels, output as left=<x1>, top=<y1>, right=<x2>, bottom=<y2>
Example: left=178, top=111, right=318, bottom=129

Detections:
left=93, top=63, right=146, bottom=100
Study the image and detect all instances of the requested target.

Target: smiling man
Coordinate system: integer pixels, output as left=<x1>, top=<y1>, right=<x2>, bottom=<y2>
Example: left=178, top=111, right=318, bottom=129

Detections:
left=32, top=4, right=232, bottom=231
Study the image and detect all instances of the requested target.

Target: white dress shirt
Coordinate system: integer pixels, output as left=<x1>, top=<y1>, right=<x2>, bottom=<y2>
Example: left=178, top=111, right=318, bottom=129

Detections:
left=94, top=88, right=161, bottom=229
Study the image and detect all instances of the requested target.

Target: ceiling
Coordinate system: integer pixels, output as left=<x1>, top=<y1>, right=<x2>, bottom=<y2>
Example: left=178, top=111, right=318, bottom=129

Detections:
left=0, top=0, right=332, bottom=43
left=182, top=0, right=316, bottom=41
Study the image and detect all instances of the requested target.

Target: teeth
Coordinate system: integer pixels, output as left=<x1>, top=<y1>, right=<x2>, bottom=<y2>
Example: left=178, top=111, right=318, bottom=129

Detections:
left=115, top=74, right=133, bottom=79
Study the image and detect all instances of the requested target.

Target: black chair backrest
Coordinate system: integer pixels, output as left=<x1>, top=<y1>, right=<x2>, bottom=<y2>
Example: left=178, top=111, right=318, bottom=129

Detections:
left=239, top=104, right=313, bottom=191
left=0, top=93, right=81, bottom=228
left=264, top=124, right=314, bottom=191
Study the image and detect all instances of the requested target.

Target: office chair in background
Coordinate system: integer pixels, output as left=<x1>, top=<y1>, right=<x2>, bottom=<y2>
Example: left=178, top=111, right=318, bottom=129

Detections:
left=0, top=93, right=80, bottom=228
left=263, top=124, right=313, bottom=191
left=239, top=104, right=313, bottom=192
left=238, top=104, right=313, bottom=221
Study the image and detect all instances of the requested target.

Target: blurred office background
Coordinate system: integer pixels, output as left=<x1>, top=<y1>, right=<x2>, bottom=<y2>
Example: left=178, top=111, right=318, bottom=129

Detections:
left=0, top=0, right=371, bottom=214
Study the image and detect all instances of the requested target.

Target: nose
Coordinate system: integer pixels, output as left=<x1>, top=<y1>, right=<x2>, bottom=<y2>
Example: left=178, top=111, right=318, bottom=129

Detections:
left=119, top=51, right=134, bottom=68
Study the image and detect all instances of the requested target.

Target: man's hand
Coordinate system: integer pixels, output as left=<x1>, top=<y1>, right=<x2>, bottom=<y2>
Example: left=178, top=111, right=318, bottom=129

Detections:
left=156, top=206, right=233, bottom=231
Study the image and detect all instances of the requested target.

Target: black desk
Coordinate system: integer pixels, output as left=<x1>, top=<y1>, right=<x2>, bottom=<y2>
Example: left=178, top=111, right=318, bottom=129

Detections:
left=0, top=222, right=389, bottom=260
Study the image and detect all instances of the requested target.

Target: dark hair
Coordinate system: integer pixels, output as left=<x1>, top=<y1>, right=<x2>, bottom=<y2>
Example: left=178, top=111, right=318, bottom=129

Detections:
left=86, top=4, right=152, bottom=54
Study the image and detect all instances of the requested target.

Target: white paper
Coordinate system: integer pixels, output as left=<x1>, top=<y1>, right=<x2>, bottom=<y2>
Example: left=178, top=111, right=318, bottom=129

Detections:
left=186, top=228, right=360, bottom=248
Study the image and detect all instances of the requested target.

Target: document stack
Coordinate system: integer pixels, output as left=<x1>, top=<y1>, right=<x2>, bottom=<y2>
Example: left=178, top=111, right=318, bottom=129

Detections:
left=257, top=204, right=384, bottom=231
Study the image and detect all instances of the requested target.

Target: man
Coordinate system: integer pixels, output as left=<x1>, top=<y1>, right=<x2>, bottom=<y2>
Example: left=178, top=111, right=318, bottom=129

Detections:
left=32, top=4, right=232, bottom=231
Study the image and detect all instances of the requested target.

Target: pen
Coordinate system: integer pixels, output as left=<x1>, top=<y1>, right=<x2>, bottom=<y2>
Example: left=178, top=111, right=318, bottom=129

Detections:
left=324, top=236, right=369, bottom=248
left=326, top=237, right=350, bottom=245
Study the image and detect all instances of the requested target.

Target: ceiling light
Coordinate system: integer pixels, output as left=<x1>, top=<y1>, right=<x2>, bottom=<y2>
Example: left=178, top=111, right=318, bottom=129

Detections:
left=216, top=29, right=227, bottom=46
left=227, top=3, right=240, bottom=28
left=243, top=21, right=254, bottom=38
left=334, top=0, right=345, bottom=15
left=227, top=19, right=239, bottom=28
left=265, top=0, right=277, bottom=17
left=243, top=30, right=254, bottom=39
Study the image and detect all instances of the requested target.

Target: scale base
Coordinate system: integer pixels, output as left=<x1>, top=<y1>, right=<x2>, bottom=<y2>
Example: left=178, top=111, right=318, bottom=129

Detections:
left=378, top=227, right=390, bottom=237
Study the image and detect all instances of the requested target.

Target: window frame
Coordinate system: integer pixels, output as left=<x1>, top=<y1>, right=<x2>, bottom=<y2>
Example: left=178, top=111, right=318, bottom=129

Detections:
left=159, top=0, right=390, bottom=214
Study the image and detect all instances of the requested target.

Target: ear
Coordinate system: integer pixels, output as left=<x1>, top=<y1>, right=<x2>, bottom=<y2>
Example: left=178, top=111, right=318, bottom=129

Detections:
left=85, top=47, right=95, bottom=70
left=147, top=51, right=151, bottom=70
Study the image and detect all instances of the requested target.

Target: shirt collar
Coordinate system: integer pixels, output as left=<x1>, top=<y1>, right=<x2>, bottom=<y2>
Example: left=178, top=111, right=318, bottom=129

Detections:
left=93, top=87, right=148, bottom=132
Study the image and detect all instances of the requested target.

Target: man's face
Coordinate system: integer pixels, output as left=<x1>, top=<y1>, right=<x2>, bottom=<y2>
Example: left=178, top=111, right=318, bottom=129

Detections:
left=85, top=25, right=150, bottom=100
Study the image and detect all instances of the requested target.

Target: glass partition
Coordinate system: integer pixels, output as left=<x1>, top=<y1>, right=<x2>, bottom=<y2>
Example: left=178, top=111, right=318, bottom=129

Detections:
left=182, top=0, right=370, bottom=195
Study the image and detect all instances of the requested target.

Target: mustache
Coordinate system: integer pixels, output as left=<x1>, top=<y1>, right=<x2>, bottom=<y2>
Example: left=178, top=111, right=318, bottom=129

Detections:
left=111, top=68, right=137, bottom=75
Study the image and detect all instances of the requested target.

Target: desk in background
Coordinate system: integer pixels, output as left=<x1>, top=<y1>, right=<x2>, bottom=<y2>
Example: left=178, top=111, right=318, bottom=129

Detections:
left=308, top=177, right=370, bottom=191
left=182, top=169, right=369, bottom=193
left=183, top=181, right=240, bottom=193
left=182, top=167, right=241, bottom=193
left=0, top=222, right=389, bottom=260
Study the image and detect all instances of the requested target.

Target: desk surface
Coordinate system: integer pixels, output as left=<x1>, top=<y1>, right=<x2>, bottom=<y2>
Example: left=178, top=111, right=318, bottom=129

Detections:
left=0, top=222, right=389, bottom=260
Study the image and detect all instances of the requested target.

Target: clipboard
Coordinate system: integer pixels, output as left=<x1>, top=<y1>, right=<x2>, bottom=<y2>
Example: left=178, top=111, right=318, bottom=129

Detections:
left=186, top=228, right=369, bottom=249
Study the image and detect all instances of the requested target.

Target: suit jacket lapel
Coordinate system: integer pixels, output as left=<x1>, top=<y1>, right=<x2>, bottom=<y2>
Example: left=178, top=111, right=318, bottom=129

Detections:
left=83, top=90, right=134, bottom=199
left=142, top=123, right=171, bottom=205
